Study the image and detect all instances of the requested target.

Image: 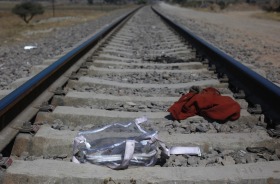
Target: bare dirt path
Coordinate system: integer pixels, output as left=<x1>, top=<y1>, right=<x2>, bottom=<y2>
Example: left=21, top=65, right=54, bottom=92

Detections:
left=157, top=3, right=280, bottom=83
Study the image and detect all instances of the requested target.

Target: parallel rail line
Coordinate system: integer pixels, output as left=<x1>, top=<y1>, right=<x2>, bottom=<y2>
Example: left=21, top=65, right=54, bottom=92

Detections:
left=153, top=7, right=280, bottom=123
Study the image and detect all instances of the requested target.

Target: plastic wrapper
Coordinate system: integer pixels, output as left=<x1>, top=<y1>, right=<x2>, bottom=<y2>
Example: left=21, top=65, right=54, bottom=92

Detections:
left=72, top=117, right=158, bottom=169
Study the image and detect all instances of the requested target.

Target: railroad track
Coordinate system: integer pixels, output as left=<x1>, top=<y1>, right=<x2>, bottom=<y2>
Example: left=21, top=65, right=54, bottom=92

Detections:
left=1, top=6, right=280, bottom=183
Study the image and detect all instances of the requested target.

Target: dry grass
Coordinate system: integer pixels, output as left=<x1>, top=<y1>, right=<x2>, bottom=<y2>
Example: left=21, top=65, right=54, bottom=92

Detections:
left=0, top=2, right=134, bottom=45
left=192, top=3, right=260, bottom=13
left=252, top=12, right=280, bottom=21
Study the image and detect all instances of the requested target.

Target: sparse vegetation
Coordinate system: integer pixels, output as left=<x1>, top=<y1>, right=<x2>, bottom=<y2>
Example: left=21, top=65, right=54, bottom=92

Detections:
left=169, top=0, right=280, bottom=20
left=172, top=0, right=234, bottom=11
left=137, top=0, right=147, bottom=4
left=171, top=0, right=273, bottom=12
left=12, top=2, right=44, bottom=24
left=217, top=1, right=228, bottom=9
left=252, top=11, right=280, bottom=21
left=261, top=0, right=280, bottom=12
left=1, top=2, right=134, bottom=45
left=87, top=0, right=94, bottom=5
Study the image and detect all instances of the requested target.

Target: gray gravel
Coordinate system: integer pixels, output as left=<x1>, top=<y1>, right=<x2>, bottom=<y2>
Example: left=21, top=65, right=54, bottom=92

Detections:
left=14, top=146, right=279, bottom=167
left=92, top=71, right=213, bottom=84
left=159, top=147, right=279, bottom=167
left=81, top=101, right=170, bottom=112
left=2, top=4, right=277, bottom=91
left=48, top=116, right=267, bottom=134
left=0, top=8, right=133, bottom=90
left=69, top=84, right=231, bottom=97
left=156, top=3, right=280, bottom=84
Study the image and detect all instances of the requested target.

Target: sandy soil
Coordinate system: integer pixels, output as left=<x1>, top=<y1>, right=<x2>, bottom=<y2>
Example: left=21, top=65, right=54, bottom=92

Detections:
left=157, top=3, right=280, bottom=83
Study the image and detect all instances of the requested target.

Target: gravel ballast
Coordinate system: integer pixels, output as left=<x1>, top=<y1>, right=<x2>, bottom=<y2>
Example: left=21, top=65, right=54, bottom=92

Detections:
left=0, top=8, right=133, bottom=90
left=156, top=3, right=280, bottom=84
left=1, top=3, right=279, bottom=90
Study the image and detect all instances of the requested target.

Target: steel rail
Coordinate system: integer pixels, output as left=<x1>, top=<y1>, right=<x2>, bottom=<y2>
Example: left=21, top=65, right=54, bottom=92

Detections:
left=0, top=7, right=140, bottom=131
left=152, top=7, right=280, bottom=125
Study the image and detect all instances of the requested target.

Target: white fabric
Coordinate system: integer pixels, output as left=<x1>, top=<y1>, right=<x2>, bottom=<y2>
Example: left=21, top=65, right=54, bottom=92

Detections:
left=169, top=146, right=201, bottom=156
left=108, top=140, right=135, bottom=170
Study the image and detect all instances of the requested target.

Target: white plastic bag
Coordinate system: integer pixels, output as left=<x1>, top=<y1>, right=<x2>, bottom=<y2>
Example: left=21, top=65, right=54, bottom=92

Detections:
left=72, top=117, right=201, bottom=170
left=73, top=117, right=158, bottom=169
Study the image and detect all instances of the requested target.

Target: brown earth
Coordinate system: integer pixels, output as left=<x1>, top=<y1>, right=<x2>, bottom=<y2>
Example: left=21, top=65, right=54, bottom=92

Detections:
left=157, top=3, right=280, bottom=83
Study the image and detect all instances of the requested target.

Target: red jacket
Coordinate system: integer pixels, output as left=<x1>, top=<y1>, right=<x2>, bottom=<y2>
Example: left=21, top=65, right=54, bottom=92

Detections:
left=168, top=87, right=241, bottom=122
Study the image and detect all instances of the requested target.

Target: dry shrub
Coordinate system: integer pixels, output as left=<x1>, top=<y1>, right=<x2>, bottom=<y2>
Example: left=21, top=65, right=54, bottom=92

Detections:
left=0, top=3, right=132, bottom=45
left=209, top=3, right=221, bottom=12
left=261, top=0, right=280, bottom=12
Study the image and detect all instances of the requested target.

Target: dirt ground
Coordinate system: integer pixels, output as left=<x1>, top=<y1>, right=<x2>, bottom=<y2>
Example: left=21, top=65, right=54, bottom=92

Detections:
left=158, top=3, right=280, bottom=82
left=0, top=3, right=132, bottom=45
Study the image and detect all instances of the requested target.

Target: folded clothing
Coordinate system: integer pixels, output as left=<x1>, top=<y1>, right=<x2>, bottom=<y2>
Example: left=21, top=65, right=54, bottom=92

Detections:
left=168, top=87, right=241, bottom=122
